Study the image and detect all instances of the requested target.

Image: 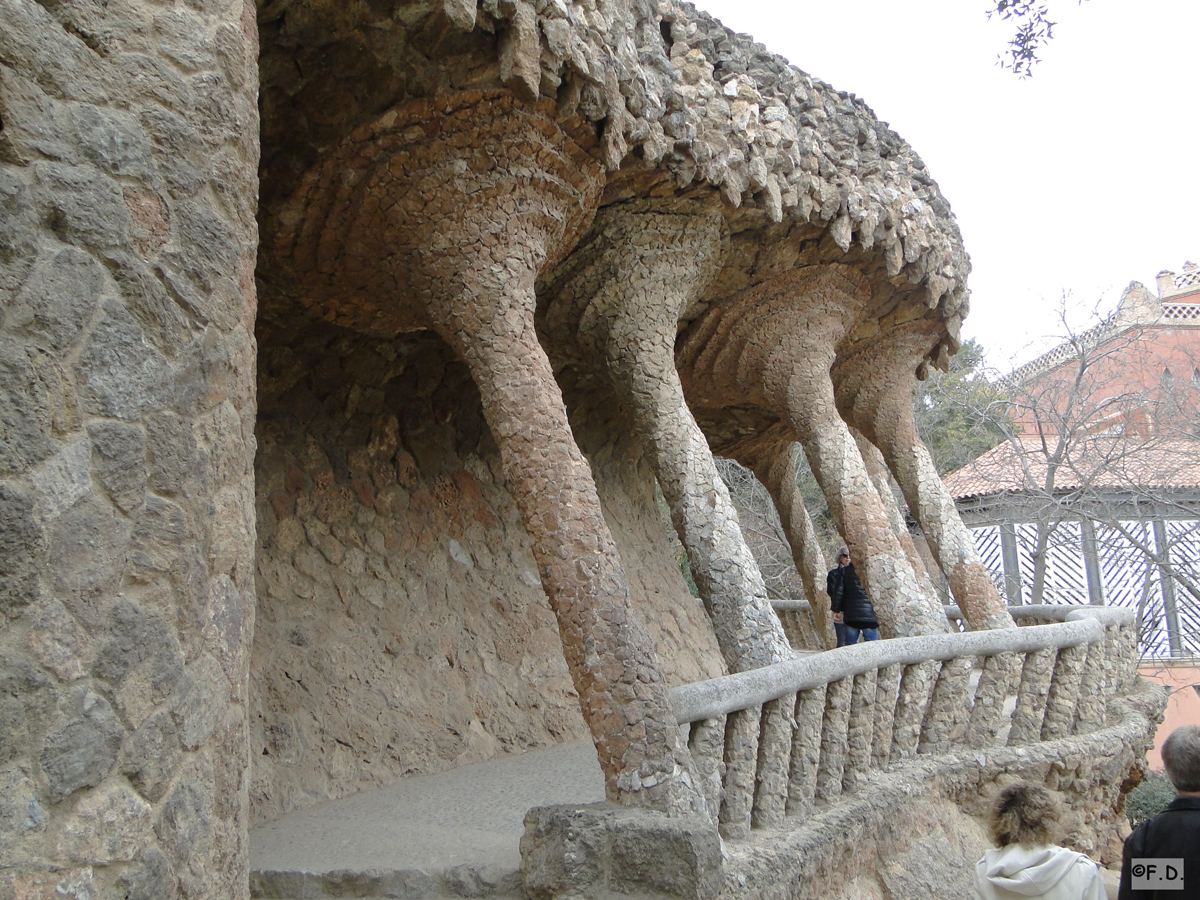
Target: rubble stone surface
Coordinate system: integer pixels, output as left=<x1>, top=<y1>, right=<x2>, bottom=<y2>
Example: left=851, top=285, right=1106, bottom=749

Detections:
left=1, top=0, right=259, bottom=895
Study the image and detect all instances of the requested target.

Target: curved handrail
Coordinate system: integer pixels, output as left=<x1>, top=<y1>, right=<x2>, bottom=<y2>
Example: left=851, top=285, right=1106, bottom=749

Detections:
left=1011, top=605, right=1134, bottom=626
left=771, top=600, right=1133, bottom=652
left=672, top=615, right=1107, bottom=724
left=670, top=605, right=1136, bottom=841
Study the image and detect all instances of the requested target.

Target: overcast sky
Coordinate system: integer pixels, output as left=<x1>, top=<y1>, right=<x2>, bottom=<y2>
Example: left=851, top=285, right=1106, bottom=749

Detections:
left=691, top=0, right=1199, bottom=371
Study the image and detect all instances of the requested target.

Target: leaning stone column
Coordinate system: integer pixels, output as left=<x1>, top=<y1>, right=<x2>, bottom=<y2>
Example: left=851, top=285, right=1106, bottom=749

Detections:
left=679, top=266, right=947, bottom=638
left=834, top=325, right=1013, bottom=630
left=546, top=203, right=790, bottom=672
left=852, top=428, right=942, bottom=602
left=274, top=94, right=703, bottom=814
left=739, top=441, right=837, bottom=649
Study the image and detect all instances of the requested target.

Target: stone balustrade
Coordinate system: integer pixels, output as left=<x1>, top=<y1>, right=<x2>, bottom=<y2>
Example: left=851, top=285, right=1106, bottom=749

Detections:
left=673, top=606, right=1136, bottom=840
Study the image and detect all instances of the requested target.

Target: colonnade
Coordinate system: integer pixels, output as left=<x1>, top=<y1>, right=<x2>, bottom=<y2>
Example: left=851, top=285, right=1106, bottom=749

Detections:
left=274, top=94, right=1012, bottom=814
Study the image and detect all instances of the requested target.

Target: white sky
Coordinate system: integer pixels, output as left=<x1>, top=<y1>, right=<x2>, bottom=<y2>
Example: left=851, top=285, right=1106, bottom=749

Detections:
left=691, top=0, right=1200, bottom=371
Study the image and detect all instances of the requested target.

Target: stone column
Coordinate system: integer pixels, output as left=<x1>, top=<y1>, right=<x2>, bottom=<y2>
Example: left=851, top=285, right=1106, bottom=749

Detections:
left=833, top=326, right=1013, bottom=630
left=0, top=0, right=260, bottom=896
left=740, top=442, right=837, bottom=650
left=852, top=428, right=942, bottom=603
left=546, top=203, right=790, bottom=673
left=272, top=93, right=703, bottom=814
left=679, top=266, right=947, bottom=638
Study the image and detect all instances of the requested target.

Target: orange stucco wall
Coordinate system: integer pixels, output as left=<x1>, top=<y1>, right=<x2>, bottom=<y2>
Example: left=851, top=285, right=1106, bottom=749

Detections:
left=1137, top=661, right=1200, bottom=769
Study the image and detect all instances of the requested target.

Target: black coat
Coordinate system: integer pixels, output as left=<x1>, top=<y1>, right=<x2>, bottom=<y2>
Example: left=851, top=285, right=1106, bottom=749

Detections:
left=826, top=562, right=877, bottom=628
left=1119, top=795, right=1200, bottom=899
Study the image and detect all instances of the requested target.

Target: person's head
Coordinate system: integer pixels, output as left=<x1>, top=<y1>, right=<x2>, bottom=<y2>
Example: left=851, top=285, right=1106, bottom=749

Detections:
left=838, top=548, right=850, bottom=565
left=1161, top=725, right=1200, bottom=794
left=989, top=781, right=1061, bottom=848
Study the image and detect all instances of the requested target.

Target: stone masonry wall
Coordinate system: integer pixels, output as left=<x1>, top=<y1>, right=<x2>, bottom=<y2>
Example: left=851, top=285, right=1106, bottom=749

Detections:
left=0, top=0, right=259, bottom=897
left=252, top=321, right=724, bottom=822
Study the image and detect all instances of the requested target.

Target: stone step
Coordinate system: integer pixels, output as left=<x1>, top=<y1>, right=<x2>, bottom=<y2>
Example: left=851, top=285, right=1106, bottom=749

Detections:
left=250, top=865, right=522, bottom=899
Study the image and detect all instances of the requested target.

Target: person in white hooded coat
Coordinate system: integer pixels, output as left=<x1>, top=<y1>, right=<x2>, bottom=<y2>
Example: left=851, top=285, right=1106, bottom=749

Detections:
left=974, top=781, right=1106, bottom=900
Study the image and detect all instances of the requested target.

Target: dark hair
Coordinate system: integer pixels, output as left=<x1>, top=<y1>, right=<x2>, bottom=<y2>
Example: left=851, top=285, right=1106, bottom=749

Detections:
left=1162, top=725, right=1200, bottom=792
left=989, top=782, right=1060, bottom=847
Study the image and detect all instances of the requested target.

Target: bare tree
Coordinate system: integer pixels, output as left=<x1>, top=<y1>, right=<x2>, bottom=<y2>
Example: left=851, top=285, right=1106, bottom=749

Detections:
left=947, top=288, right=1200, bottom=657
left=714, top=456, right=800, bottom=602
left=985, top=0, right=1091, bottom=77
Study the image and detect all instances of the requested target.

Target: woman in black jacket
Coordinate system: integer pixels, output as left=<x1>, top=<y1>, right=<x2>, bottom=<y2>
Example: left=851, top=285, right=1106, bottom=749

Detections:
left=826, top=549, right=879, bottom=646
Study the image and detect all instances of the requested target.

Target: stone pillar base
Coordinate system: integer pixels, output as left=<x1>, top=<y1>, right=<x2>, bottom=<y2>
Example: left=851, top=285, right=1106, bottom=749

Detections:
left=520, top=804, right=723, bottom=899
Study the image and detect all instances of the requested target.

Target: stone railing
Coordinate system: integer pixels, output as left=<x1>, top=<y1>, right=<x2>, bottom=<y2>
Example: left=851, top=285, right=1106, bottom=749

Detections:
left=672, top=606, right=1136, bottom=840
left=768, top=599, right=824, bottom=651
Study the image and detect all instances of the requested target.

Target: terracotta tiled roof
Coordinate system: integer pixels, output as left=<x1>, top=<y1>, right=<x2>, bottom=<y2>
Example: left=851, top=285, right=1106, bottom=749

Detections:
left=943, top=437, right=1200, bottom=500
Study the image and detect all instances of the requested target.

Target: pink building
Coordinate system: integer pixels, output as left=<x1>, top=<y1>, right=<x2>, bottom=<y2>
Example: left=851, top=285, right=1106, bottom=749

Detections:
left=947, top=263, right=1200, bottom=659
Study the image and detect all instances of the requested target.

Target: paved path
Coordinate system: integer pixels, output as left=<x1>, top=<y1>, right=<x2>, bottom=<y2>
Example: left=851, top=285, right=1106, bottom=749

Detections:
left=249, top=740, right=605, bottom=897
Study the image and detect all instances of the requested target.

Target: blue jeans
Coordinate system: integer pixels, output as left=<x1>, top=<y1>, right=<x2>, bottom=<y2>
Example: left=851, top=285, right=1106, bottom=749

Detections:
left=842, top=625, right=879, bottom=645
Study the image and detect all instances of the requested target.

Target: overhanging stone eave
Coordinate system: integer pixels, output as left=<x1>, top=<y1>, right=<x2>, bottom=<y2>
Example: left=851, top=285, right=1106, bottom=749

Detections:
left=257, top=0, right=973, bottom=362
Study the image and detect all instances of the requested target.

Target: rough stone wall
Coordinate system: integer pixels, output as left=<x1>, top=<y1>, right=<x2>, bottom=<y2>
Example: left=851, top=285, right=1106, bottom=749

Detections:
left=252, top=321, right=725, bottom=822
left=0, top=0, right=259, bottom=896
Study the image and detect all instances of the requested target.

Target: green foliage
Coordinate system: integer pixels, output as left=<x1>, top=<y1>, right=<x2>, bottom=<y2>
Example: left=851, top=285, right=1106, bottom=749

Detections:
left=1126, top=769, right=1176, bottom=827
left=677, top=542, right=700, bottom=598
left=655, top=481, right=700, bottom=598
left=913, top=338, right=1012, bottom=476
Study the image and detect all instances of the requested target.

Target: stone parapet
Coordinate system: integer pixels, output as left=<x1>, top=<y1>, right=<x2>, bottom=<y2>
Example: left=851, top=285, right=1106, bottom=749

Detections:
left=521, top=641, right=1165, bottom=900
left=665, top=608, right=1137, bottom=841
left=716, top=678, right=1166, bottom=899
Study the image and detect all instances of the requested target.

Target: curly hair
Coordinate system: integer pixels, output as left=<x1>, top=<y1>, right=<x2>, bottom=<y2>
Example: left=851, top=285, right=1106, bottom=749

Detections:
left=989, top=781, right=1061, bottom=848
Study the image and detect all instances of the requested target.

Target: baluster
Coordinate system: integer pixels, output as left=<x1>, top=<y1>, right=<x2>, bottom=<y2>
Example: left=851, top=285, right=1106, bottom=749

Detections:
left=752, top=694, right=797, bottom=828
left=842, top=669, right=877, bottom=794
left=919, top=655, right=974, bottom=754
left=966, top=652, right=1019, bottom=748
left=1116, top=622, right=1139, bottom=693
left=719, top=705, right=761, bottom=840
left=1074, top=640, right=1108, bottom=734
left=871, top=664, right=902, bottom=768
left=814, top=676, right=853, bottom=805
left=1008, top=648, right=1055, bottom=746
left=1102, top=624, right=1122, bottom=696
left=786, top=685, right=826, bottom=819
left=798, top=606, right=820, bottom=651
left=688, top=716, right=726, bottom=824
left=1041, top=643, right=1088, bottom=740
left=890, top=660, right=938, bottom=761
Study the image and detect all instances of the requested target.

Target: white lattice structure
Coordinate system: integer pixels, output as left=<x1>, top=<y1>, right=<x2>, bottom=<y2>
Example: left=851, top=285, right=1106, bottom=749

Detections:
left=950, top=261, right=1200, bottom=660
left=961, top=516, right=1200, bottom=658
